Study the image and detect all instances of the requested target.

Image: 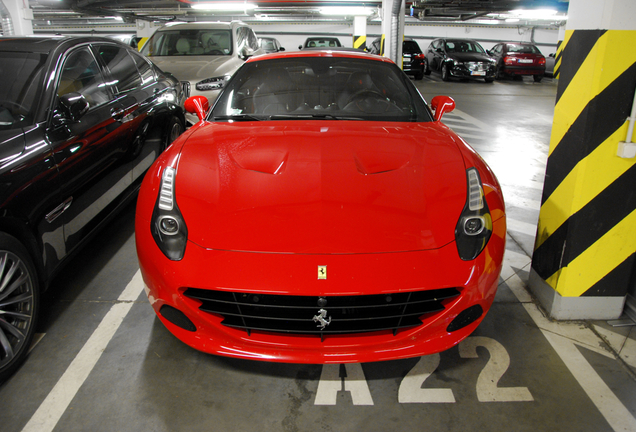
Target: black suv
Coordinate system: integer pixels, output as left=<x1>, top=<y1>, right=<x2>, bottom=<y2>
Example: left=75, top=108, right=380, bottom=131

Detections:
left=368, top=38, right=425, bottom=80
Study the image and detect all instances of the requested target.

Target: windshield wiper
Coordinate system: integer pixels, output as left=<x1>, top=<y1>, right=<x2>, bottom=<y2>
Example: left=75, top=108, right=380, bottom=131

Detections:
left=268, top=114, right=365, bottom=121
left=213, top=114, right=263, bottom=121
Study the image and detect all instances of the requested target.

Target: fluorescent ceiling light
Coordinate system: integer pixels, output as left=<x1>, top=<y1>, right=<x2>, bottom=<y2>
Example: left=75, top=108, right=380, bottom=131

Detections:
left=320, top=7, right=374, bottom=16
left=191, top=2, right=257, bottom=11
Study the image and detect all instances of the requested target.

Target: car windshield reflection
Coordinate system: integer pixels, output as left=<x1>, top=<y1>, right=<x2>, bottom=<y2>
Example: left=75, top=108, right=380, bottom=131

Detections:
left=212, top=57, right=431, bottom=122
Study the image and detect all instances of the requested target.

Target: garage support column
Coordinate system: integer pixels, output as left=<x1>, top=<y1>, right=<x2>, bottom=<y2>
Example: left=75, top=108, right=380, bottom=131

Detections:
left=380, top=0, right=404, bottom=66
left=529, top=0, right=636, bottom=320
left=353, top=15, right=367, bottom=50
left=136, top=20, right=161, bottom=51
left=1, top=0, right=33, bottom=36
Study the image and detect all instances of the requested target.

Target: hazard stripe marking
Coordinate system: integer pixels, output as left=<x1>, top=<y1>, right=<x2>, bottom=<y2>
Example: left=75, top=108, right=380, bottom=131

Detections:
left=534, top=164, right=636, bottom=284
left=584, top=252, right=636, bottom=297
left=542, top=65, right=636, bottom=213
left=536, top=125, right=636, bottom=249
left=546, top=209, right=636, bottom=298
left=548, top=32, right=636, bottom=161
left=555, top=30, right=606, bottom=103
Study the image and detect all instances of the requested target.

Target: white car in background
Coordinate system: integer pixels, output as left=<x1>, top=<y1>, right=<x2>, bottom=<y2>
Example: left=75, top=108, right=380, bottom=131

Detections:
left=141, top=21, right=263, bottom=124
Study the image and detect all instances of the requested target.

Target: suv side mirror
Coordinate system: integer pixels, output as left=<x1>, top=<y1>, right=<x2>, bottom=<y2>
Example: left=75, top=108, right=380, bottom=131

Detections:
left=240, top=46, right=255, bottom=60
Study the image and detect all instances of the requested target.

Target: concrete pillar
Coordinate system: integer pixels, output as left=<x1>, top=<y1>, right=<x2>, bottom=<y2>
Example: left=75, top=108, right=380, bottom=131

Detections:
left=381, top=0, right=404, bottom=66
left=136, top=20, right=162, bottom=51
left=2, top=0, right=33, bottom=36
left=353, top=15, right=367, bottom=50
left=529, top=0, right=636, bottom=319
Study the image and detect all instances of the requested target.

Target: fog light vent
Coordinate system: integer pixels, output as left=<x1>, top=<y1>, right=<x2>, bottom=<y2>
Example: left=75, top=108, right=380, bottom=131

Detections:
left=446, top=305, right=483, bottom=332
left=160, top=305, right=196, bottom=332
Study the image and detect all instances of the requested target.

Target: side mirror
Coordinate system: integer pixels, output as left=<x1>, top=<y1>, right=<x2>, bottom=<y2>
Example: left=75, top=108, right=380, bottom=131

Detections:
left=240, top=46, right=255, bottom=60
left=279, top=47, right=285, bottom=52
left=184, top=96, right=209, bottom=121
left=59, top=92, right=89, bottom=122
left=298, top=45, right=303, bottom=50
left=430, top=95, right=455, bottom=122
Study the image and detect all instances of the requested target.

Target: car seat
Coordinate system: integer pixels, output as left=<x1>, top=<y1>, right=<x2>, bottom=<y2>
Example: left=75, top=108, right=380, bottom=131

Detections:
left=253, top=69, right=299, bottom=114
left=176, top=38, right=190, bottom=55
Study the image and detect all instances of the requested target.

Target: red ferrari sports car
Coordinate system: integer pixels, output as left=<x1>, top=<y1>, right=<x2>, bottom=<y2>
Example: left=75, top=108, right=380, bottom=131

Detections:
left=135, top=50, right=506, bottom=364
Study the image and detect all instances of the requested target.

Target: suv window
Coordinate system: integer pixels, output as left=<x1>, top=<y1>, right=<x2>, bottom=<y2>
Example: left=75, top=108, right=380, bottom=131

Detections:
left=141, top=29, right=233, bottom=56
left=95, top=45, right=142, bottom=93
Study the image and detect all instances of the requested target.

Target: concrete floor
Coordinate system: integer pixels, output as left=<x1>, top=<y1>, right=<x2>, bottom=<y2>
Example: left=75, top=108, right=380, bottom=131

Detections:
left=1, top=74, right=636, bottom=432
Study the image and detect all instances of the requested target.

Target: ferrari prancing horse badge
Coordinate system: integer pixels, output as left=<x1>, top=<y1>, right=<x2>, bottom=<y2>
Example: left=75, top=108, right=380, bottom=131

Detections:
left=318, top=265, right=327, bottom=280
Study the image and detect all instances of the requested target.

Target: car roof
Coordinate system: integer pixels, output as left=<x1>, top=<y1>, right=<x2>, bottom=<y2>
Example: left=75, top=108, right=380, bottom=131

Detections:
left=156, top=21, right=242, bottom=31
left=249, top=48, right=393, bottom=64
left=0, top=35, right=131, bottom=53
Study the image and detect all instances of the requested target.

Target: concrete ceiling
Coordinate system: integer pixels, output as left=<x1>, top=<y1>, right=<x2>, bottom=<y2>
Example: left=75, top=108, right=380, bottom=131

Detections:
left=27, top=0, right=570, bottom=29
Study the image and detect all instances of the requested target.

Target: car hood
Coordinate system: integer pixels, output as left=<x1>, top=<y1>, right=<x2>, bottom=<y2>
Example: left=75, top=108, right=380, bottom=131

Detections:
left=175, top=121, right=468, bottom=254
left=149, top=56, right=242, bottom=82
left=448, top=52, right=493, bottom=63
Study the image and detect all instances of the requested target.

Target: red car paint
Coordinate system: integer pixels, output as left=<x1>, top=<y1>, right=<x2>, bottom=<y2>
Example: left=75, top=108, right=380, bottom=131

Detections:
left=136, top=50, right=506, bottom=363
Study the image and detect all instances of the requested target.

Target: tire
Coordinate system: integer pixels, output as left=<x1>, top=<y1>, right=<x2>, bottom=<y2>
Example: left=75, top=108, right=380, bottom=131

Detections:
left=0, top=233, right=39, bottom=383
left=423, top=59, right=431, bottom=76
left=441, top=63, right=450, bottom=81
left=485, top=77, right=494, bottom=83
left=414, top=67, right=424, bottom=80
left=496, top=65, right=505, bottom=80
left=533, top=74, right=543, bottom=83
left=163, top=116, right=184, bottom=151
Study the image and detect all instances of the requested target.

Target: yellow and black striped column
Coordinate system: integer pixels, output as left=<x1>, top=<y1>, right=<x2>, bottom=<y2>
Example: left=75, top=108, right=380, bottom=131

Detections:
left=552, top=40, right=563, bottom=79
left=530, top=29, right=636, bottom=319
left=353, top=15, right=367, bottom=51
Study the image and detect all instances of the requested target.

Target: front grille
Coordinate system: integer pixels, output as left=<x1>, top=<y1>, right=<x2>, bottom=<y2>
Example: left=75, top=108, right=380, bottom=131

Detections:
left=467, top=62, right=488, bottom=71
left=184, top=287, right=460, bottom=338
left=181, top=81, right=191, bottom=99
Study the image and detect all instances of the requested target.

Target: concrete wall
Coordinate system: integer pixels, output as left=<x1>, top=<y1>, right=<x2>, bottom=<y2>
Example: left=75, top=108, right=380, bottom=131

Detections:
left=250, top=21, right=560, bottom=56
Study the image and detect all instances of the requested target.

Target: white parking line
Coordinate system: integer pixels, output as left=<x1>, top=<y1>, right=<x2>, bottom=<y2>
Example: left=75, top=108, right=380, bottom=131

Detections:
left=502, top=261, right=636, bottom=432
left=21, top=270, right=144, bottom=432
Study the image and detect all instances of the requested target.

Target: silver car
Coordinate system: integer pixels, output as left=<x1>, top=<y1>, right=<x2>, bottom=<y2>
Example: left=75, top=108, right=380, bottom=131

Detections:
left=141, top=21, right=264, bottom=124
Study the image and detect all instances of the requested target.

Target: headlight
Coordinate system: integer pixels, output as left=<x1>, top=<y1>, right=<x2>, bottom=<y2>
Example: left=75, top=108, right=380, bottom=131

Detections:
left=151, top=166, right=188, bottom=260
left=455, top=168, right=493, bottom=261
left=196, top=75, right=231, bottom=91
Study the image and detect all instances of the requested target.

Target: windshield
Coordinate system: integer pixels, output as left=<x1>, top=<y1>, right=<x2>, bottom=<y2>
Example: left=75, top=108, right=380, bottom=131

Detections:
left=141, top=29, right=233, bottom=56
left=507, top=44, right=541, bottom=54
left=305, top=38, right=341, bottom=48
left=0, top=51, right=47, bottom=130
left=212, top=57, right=432, bottom=122
left=445, top=40, right=485, bottom=54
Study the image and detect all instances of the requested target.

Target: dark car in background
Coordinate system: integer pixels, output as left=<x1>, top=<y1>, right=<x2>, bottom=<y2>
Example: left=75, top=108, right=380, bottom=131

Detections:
left=299, top=37, right=342, bottom=49
left=369, top=38, right=425, bottom=80
left=423, top=38, right=496, bottom=82
left=0, top=36, right=184, bottom=382
left=488, top=42, right=546, bottom=82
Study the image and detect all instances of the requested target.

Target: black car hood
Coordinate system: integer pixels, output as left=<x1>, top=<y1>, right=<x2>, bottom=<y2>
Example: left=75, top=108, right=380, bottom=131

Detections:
left=447, top=52, right=493, bottom=62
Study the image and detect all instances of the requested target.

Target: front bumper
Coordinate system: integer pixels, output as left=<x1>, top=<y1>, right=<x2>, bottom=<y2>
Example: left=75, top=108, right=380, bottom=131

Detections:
left=450, top=63, right=496, bottom=80
left=136, top=216, right=505, bottom=364
left=501, top=65, right=546, bottom=76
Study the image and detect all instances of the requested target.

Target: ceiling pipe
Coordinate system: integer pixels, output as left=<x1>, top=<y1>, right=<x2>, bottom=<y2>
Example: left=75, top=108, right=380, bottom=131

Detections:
left=390, top=0, right=402, bottom=64
left=0, top=0, right=14, bottom=36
